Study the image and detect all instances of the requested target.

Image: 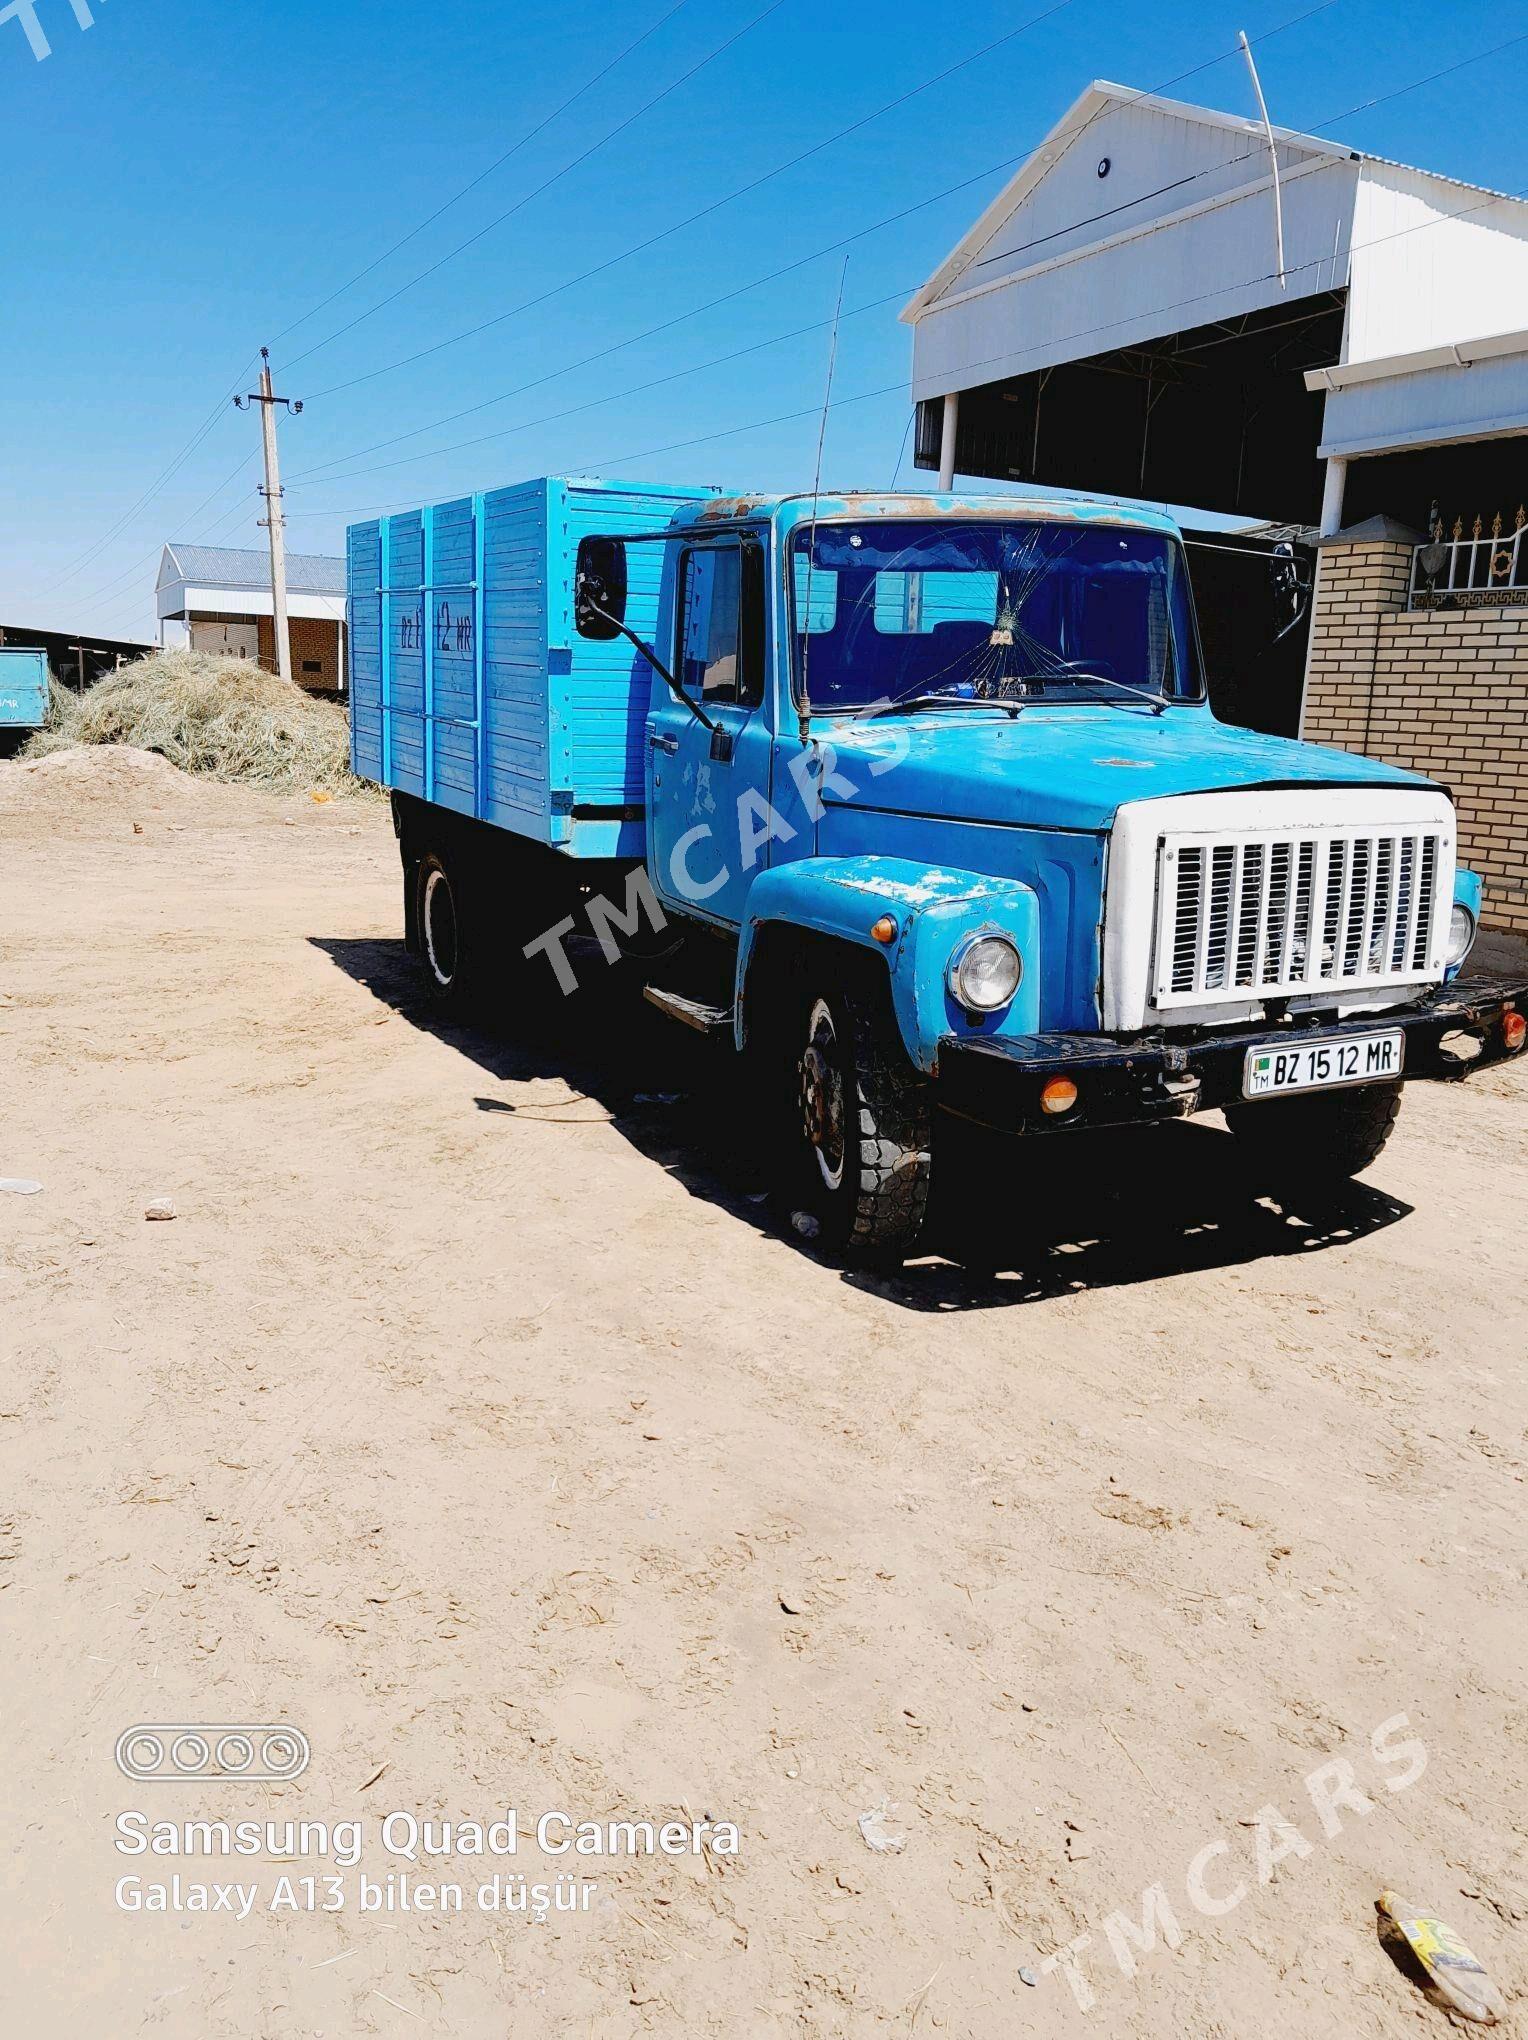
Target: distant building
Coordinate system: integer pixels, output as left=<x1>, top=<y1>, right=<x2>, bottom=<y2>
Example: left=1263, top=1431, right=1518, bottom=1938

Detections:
left=902, top=81, right=1528, bottom=930
left=156, top=544, right=347, bottom=694
left=0, top=622, right=151, bottom=689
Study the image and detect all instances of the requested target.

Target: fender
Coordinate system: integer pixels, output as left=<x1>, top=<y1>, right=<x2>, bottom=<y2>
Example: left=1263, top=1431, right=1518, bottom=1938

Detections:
left=736, top=856, right=1042, bottom=1073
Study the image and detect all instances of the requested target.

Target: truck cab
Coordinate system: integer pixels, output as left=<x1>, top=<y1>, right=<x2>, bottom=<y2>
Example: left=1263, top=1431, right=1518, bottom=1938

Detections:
left=352, top=482, right=1525, bottom=1260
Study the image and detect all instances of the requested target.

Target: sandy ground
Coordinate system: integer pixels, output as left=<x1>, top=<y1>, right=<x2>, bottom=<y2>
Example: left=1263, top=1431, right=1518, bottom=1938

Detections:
left=2, top=745, right=1526, bottom=2040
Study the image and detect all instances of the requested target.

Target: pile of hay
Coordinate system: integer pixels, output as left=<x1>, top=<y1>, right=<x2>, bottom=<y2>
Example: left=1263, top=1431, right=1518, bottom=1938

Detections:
left=23, top=649, right=360, bottom=795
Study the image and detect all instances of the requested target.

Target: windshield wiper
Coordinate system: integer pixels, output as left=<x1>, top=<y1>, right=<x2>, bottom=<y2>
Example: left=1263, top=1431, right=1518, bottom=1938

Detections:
left=848, top=693, right=1024, bottom=723
left=1032, top=671, right=1167, bottom=716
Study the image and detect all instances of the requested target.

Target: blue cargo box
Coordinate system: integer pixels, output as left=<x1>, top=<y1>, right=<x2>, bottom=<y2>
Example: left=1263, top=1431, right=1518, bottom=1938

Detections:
left=0, top=648, right=49, bottom=731
left=347, top=476, right=715, bottom=858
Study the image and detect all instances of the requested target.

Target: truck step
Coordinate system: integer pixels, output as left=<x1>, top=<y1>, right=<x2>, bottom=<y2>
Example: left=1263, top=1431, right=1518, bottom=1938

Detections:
left=643, top=986, right=734, bottom=1035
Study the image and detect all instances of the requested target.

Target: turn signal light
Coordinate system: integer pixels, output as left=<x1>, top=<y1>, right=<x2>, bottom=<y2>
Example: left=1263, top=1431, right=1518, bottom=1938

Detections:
left=1505, top=1009, right=1526, bottom=1052
left=1041, top=1077, right=1079, bottom=1116
left=870, top=915, right=898, bottom=945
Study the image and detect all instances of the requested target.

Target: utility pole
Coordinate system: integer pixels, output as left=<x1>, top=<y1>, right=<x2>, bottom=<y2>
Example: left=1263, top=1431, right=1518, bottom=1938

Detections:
left=235, top=349, right=303, bottom=686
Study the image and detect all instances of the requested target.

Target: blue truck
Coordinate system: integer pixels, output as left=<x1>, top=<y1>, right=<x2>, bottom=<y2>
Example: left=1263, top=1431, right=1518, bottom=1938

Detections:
left=0, top=648, right=49, bottom=756
left=348, top=478, right=1526, bottom=1257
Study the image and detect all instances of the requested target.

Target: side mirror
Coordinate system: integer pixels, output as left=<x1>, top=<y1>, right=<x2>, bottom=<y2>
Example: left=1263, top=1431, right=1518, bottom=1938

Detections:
left=575, top=536, right=628, bottom=640
left=1268, top=542, right=1312, bottom=642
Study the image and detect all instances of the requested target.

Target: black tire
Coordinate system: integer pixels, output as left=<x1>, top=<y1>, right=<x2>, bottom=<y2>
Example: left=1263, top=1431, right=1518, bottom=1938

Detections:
left=1225, top=1079, right=1404, bottom=1183
left=415, top=846, right=515, bottom=1013
left=417, top=850, right=468, bottom=1005
left=790, top=964, right=932, bottom=1257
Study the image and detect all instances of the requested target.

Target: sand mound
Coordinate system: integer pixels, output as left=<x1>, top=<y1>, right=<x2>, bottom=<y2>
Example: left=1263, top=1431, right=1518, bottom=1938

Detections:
left=21, top=649, right=360, bottom=795
left=0, top=739, right=227, bottom=824
left=20, top=743, right=181, bottom=780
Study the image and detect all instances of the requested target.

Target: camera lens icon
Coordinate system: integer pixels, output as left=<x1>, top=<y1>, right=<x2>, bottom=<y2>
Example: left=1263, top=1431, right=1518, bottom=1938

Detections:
left=122, top=1732, right=165, bottom=1775
left=115, top=1724, right=311, bottom=1783
left=259, top=1731, right=306, bottom=1778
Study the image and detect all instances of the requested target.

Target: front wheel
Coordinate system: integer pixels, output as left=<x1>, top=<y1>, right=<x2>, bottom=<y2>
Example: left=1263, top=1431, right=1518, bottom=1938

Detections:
left=1224, top=1079, right=1404, bottom=1184
left=791, top=969, right=932, bottom=1257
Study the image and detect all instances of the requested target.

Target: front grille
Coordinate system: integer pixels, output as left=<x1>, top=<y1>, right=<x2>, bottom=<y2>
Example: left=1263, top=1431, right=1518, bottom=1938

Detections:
left=1154, top=827, right=1445, bottom=1007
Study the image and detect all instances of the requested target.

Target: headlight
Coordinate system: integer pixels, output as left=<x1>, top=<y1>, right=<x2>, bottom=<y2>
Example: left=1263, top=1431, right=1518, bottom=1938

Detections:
left=1447, top=903, right=1476, bottom=967
left=948, top=933, right=1023, bottom=1012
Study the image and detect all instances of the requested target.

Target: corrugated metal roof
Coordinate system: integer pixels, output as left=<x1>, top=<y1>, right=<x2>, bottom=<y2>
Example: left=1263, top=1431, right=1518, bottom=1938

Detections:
left=161, top=544, right=345, bottom=595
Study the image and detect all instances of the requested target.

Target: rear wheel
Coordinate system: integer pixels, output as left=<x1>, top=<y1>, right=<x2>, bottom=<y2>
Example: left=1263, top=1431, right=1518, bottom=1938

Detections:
left=420, top=856, right=460, bottom=993
left=414, top=845, right=521, bottom=1013
left=791, top=966, right=932, bottom=1257
left=1225, top=1079, right=1403, bottom=1183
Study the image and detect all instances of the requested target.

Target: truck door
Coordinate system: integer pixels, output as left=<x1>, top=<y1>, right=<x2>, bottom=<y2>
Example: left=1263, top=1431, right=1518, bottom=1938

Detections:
left=647, top=534, right=771, bottom=927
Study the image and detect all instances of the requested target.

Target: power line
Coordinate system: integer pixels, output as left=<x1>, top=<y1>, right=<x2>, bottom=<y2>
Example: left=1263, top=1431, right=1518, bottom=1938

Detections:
left=290, top=0, right=1338, bottom=474
left=977, top=21, right=1528, bottom=271
left=590, top=171, right=1528, bottom=483
left=301, top=0, right=1091, bottom=399
left=291, top=9, right=1524, bottom=507
left=279, top=167, right=1528, bottom=528
left=1321, top=22, right=1528, bottom=123
left=284, top=170, right=1041, bottom=483
left=298, top=86, right=1442, bottom=496
left=266, top=0, right=692, bottom=352
left=281, top=0, right=793, bottom=374
left=67, top=452, right=261, bottom=623
left=42, top=5, right=697, bottom=605
left=67, top=7, right=1524, bottom=627
left=78, top=459, right=281, bottom=652
left=324, top=24, right=1525, bottom=505
left=70, top=459, right=259, bottom=616
left=287, top=286, right=912, bottom=490
left=39, top=355, right=261, bottom=596
left=41, top=0, right=1329, bottom=615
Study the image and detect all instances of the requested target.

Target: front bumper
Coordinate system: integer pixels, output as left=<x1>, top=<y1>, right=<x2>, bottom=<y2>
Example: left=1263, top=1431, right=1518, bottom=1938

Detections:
left=938, top=972, right=1528, bottom=1135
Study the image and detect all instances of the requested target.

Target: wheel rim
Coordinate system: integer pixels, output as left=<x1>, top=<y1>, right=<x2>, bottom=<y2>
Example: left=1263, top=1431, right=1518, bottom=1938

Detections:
left=799, top=997, right=846, bottom=1192
left=422, top=868, right=458, bottom=988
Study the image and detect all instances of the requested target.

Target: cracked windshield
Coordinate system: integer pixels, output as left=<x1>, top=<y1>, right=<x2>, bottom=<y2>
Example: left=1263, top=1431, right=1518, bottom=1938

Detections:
left=791, top=519, right=1204, bottom=712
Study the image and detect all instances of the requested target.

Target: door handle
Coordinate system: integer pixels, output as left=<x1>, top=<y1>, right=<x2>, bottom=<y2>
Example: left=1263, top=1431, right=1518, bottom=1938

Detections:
left=648, top=731, right=679, bottom=754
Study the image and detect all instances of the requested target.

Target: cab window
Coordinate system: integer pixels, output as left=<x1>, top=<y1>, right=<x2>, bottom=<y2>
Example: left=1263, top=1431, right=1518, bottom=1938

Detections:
left=678, top=541, right=763, bottom=706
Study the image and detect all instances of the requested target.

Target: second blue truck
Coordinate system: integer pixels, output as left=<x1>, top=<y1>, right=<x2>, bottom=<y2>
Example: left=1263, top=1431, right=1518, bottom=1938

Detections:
left=0, top=648, right=49, bottom=756
left=349, top=478, right=1525, bottom=1257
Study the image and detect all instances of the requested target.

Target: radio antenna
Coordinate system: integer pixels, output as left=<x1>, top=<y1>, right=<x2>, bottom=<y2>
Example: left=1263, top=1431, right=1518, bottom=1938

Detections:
left=798, top=256, right=848, bottom=743
left=1238, top=29, right=1287, bottom=289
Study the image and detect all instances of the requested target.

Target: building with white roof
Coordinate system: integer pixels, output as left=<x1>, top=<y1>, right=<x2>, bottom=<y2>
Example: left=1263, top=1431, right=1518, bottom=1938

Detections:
left=903, top=78, right=1528, bottom=533
left=156, top=544, right=347, bottom=692
left=902, top=81, right=1528, bottom=932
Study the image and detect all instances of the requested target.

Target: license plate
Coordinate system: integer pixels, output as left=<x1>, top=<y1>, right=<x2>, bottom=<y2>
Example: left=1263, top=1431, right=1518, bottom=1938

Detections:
left=1243, top=1031, right=1403, bottom=1099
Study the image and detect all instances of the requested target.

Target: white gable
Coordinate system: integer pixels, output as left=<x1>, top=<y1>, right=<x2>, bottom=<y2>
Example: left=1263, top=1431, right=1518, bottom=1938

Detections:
left=906, top=84, right=1351, bottom=322
left=906, top=81, right=1528, bottom=409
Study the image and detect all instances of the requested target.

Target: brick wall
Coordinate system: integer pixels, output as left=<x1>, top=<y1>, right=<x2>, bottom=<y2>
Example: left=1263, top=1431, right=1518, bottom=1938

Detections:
left=290, top=617, right=342, bottom=691
left=255, top=616, right=343, bottom=692
left=1302, top=538, right=1528, bottom=933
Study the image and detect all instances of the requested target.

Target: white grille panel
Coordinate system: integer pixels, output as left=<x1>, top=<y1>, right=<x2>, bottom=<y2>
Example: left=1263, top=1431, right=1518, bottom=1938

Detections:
left=1153, top=827, right=1446, bottom=1008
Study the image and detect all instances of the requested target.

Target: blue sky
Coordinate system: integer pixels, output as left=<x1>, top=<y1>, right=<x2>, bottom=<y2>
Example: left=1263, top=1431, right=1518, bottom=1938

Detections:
left=3, top=0, right=1525, bottom=641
